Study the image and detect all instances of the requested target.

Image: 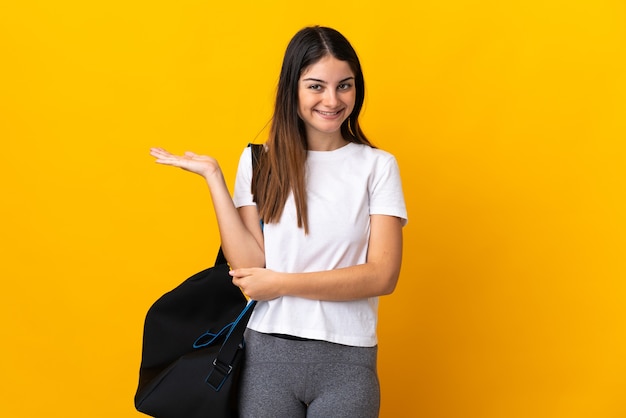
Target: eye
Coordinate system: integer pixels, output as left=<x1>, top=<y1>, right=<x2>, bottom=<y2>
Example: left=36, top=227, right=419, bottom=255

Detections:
left=307, top=84, right=322, bottom=91
left=338, top=83, right=353, bottom=90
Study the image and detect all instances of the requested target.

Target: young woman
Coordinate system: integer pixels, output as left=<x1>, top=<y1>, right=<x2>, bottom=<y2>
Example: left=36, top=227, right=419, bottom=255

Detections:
left=151, top=26, right=407, bottom=418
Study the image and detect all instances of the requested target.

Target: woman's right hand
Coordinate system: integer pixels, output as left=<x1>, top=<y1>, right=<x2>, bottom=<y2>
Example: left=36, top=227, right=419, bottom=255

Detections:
left=150, top=147, right=221, bottom=179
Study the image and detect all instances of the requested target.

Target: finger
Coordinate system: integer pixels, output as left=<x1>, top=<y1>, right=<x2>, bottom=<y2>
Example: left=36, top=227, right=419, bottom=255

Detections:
left=152, top=153, right=179, bottom=164
left=154, top=156, right=188, bottom=168
left=229, top=269, right=249, bottom=279
left=150, top=148, right=175, bottom=159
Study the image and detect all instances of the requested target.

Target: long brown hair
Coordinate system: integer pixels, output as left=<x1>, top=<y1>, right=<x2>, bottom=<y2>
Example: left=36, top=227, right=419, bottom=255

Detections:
left=253, top=26, right=372, bottom=234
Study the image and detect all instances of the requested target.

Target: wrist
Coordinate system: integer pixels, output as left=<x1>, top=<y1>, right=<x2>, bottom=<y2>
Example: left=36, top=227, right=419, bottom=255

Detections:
left=203, top=167, right=224, bottom=184
left=276, top=271, right=289, bottom=297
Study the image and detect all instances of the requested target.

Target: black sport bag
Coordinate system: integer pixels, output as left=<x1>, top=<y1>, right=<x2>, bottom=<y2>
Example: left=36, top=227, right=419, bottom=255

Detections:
left=134, top=248, right=256, bottom=418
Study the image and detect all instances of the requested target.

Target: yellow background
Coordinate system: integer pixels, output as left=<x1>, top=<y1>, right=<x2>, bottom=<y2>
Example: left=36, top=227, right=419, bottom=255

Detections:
left=1, top=1, right=625, bottom=417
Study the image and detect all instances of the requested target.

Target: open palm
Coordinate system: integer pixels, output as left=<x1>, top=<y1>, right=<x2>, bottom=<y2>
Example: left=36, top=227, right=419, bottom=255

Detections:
left=149, top=147, right=220, bottom=178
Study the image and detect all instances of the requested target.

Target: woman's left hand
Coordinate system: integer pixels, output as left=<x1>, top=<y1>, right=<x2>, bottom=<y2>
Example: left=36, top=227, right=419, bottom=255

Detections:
left=229, top=268, right=284, bottom=301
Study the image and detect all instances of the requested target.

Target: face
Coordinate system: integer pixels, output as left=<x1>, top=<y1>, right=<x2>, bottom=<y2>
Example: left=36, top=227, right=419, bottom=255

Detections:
left=298, top=55, right=356, bottom=147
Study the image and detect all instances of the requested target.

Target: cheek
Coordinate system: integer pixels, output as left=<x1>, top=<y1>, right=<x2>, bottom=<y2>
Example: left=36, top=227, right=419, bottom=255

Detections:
left=346, top=92, right=357, bottom=111
left=297, top=89, right=307, bottom=111
left=296, top=96, right=304, bottom=119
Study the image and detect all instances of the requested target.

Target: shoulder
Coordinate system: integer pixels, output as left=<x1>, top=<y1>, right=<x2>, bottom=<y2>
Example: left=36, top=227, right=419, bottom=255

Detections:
left=350, top=142, right=395, bottom=157
left=348, top=143, right=399, bottom=168
left=238, top=145, right=252, bottom=160
left=237, top=143, right=266, bottom=167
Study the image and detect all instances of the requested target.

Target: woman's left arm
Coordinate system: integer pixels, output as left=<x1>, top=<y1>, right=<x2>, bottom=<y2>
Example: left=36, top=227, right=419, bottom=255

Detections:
left=230, top=214, right=403, bottom=301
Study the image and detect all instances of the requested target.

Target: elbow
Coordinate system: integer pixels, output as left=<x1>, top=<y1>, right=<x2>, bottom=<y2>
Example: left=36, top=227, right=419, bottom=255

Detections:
left=367, top=259, right=401, bottom=297
left=229, top=255, right=265, bottom=270
left=223, top=250, right=265, bottom=270
left=380, top=280, right=398, bottom=296
left=378, top=270, right=400, bottom=296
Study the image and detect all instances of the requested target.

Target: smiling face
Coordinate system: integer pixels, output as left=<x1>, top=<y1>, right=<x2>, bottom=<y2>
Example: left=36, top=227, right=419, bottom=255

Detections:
left=298, top=55, right=356, bottom=150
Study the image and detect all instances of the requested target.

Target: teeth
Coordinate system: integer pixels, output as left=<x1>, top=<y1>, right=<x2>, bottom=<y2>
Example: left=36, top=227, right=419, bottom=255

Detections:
left=318, top=110, right=340, bottom=116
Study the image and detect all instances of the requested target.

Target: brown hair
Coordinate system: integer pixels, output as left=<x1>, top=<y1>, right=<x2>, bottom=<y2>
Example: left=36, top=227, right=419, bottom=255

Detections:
left=253, top=26, right=372, bottom=234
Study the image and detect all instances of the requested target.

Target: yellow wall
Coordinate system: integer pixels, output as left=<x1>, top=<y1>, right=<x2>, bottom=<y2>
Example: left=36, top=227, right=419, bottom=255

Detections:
left=1, top=1, right=625, bottom=417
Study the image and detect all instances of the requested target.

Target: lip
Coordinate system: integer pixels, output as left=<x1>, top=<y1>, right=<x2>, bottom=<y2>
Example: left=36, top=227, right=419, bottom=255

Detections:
left=314, top=108, right=345, bottom=119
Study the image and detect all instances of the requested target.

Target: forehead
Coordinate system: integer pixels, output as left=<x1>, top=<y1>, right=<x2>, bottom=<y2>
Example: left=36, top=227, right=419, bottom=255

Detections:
left=300, top=55, right=354, bottom=80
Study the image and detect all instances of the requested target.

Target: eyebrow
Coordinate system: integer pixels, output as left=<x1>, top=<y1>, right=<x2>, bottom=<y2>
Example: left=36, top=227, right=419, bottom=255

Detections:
left=301, top=76, right=355, bottom=84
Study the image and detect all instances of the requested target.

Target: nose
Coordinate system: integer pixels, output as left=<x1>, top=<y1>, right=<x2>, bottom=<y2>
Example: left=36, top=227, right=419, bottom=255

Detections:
left=323, top=89, right=339, bottom=107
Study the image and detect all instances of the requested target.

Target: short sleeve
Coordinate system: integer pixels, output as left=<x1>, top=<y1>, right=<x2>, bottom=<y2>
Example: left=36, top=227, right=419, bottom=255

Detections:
left=233, top=146, right=255, bottom=208
left=369, top=154, right=408, bottom=226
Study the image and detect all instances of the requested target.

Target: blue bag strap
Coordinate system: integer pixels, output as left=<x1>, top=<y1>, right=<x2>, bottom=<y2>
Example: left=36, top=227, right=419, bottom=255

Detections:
left=192, top=322, right=236, bottom=349
left=205, top=300, right=257, bottom=391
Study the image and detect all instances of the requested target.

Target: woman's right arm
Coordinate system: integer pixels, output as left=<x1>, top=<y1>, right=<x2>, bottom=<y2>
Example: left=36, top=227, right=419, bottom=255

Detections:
left=207, top=172, right=265, bottom=269
left=150, top=147, right=265, bottom=269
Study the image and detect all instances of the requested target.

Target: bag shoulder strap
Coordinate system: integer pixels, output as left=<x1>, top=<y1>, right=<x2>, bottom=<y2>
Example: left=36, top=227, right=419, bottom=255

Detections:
left=250, top=142, right=263, bottom=166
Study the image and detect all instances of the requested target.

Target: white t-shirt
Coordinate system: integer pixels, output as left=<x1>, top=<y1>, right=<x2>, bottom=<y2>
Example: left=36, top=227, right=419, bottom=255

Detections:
left=233, top=142, right=407, bottom=347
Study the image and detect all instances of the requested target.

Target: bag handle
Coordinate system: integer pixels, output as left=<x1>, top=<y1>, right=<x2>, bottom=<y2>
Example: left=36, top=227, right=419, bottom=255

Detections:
left=205, top=299, right=257, bottom=391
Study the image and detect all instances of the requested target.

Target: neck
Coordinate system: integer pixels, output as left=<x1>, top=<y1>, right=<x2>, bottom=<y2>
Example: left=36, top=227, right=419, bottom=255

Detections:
left=306, top=133, right=348, bottom=151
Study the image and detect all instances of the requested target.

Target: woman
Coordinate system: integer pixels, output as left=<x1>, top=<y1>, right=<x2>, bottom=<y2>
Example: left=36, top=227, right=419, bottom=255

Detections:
left=151, top=26, right=407, bottom=418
